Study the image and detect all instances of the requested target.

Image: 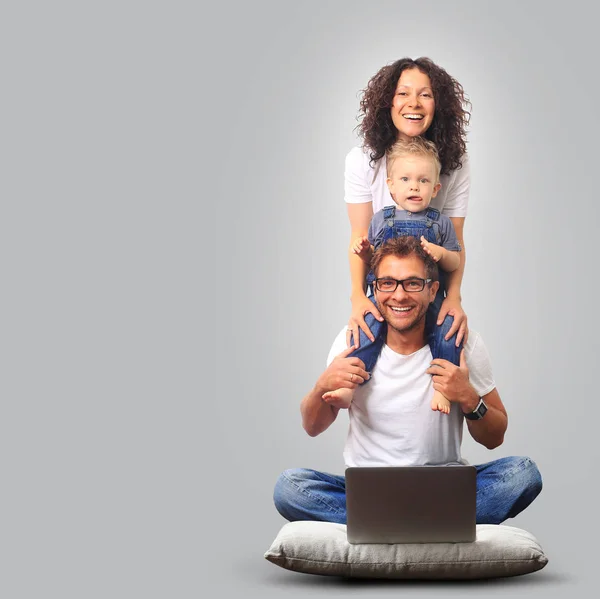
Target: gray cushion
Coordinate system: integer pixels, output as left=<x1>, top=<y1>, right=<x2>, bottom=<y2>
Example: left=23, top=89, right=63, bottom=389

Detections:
left=265, top=522, right=548, bottom=579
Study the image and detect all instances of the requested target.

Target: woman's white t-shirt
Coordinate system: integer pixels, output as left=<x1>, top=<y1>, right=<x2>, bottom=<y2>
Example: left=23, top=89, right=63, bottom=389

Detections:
left=344, top=146, right=470, bottom=217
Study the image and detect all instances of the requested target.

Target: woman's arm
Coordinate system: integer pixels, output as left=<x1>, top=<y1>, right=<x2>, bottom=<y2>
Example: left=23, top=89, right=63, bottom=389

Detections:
left=344, top=148, right=385, bottom=347
left=438, top=216, right=468, bottom=345
left=348, top=203, right=372, bottom=297
left=438, top=153, right=470, bottom=344
left=346, top=203, right=383, bottom=347
left=445, top=216, right=466, bottom=301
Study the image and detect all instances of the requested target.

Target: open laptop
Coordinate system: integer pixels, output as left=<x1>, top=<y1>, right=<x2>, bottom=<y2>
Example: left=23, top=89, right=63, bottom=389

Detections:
left=345, top=465, right=476, bottom=544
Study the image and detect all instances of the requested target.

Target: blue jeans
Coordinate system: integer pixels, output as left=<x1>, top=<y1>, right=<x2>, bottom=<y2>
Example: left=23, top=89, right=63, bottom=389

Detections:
left=273, top=457, right=542, bottom=525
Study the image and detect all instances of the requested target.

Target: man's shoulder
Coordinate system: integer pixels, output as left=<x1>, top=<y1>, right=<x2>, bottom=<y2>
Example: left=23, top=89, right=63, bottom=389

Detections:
left=463, top=330, right=491, bottom=368
left=464, top=329, right=481, bottom=354
left=462, top=329, right=496, bottom=396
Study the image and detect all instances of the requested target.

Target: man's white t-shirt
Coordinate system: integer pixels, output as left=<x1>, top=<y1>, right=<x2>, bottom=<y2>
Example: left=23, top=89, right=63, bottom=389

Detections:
left=326, top=329, right=495, bottom=468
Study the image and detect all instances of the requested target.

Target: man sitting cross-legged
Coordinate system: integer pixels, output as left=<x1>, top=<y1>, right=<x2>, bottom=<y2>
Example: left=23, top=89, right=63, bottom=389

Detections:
left=273, top=236, right=542, bottom=525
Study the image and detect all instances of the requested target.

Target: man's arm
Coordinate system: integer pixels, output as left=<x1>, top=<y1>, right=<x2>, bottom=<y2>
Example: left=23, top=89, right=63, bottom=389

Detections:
left=301, top=346, right=369, bottom=437
left=301, top=387, right=340, bottom=438
left=459, top=387, right=507, bottom=450
left=427, top=350, right=508, bottom=450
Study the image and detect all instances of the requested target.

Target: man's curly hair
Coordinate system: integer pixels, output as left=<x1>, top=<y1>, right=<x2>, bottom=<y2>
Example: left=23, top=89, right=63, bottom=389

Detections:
left=371, top=236, right=438, bottom=283
left=357, top=57, right=471, bottom=175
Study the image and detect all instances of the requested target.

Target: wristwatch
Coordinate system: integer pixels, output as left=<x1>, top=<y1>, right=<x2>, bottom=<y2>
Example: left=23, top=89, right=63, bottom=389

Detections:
left=463, top=397, right=488, bottom=420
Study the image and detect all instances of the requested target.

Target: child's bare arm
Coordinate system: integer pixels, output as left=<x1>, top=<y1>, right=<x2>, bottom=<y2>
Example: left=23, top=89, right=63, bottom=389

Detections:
left=420, top=237, right=460, bottom=272
left=351, top=236, right=374, bottom=265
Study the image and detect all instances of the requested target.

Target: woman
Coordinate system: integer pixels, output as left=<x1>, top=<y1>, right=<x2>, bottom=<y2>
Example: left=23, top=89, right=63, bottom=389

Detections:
left=345, top=57, right=471, bottom=348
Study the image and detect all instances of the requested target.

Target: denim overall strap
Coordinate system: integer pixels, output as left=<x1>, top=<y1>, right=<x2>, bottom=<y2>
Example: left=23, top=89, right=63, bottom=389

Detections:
left=425, top=207, right=440, bottom=221
left=382, top=205, right=396, bottom=219
left=383, top=205, right=396, bottom=231
left=424, top=207, right=440, bottom=229
left=423, top=208, right=441, bottom=244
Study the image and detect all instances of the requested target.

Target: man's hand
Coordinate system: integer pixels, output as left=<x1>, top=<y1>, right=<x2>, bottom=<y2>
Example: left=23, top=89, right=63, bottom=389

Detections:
left=426, top=350, right=478, bottom=411
left=316, top=346, right=369, bottom=403
left=420, top=236, right=445, bottom=262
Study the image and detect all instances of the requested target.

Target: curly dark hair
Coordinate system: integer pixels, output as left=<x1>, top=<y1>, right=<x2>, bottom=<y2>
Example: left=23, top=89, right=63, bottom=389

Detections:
left=357, top=57, right=471, bottom=175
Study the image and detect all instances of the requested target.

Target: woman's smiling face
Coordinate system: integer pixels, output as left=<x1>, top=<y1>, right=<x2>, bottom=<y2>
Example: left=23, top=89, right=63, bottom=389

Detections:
left=390, top=68, right=435, bottom=141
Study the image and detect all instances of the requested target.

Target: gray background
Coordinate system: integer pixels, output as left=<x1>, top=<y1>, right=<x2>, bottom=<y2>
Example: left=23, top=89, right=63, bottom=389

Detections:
left=3, top=0, right=599, bottom=597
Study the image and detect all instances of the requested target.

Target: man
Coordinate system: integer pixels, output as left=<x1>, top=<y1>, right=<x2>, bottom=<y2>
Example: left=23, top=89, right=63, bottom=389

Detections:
left=273, top=236, right=542, bottom=525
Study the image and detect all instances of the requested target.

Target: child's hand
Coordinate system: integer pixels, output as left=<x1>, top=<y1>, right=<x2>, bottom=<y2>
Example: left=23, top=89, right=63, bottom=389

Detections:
left=420, top=236, right=444, bottom=262
left=352, top=236, right=371, bottom=258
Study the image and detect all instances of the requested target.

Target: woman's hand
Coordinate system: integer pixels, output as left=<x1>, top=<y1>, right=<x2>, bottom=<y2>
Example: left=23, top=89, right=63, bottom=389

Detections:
left=437, top=296, right=468, bottom=346
left=346, top=294, right=384, bottom=348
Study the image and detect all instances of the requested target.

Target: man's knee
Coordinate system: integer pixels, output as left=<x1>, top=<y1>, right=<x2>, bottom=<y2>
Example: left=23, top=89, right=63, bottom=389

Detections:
left=273, top=468, right=308, bottom=517
left=504, top=456, right=543, bottom=515
left=503, top=456, right=542, bottom=491
left=520, top=456, right=543, bottom=498
left=477, top=456, right=542, bottom=523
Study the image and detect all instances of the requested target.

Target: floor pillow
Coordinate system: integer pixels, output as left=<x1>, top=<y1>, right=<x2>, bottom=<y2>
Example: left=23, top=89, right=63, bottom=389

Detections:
left=265, top=522, right=548, bottom=579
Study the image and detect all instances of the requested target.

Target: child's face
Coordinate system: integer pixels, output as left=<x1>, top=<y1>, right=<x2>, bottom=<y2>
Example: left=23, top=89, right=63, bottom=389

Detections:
left=386, top=155, right=441, bottom=212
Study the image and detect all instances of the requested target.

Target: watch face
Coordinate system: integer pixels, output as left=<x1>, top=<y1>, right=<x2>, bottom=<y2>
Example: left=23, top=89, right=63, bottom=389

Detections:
left=465, top=399, right=487, bottom=420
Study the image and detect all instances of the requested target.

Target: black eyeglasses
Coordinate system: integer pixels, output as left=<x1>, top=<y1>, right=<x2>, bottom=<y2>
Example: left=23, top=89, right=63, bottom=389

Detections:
left=374, top=277, right=433, bottom=293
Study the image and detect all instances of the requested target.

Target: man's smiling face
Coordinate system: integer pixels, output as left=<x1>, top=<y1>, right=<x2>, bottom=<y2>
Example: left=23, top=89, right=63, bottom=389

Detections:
left=374, top=254, right=438, bottom=334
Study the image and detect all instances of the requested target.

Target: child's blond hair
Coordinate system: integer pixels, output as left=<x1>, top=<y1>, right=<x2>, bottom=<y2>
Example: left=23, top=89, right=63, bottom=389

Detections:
left=386, top=137, right=442, bottom=183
